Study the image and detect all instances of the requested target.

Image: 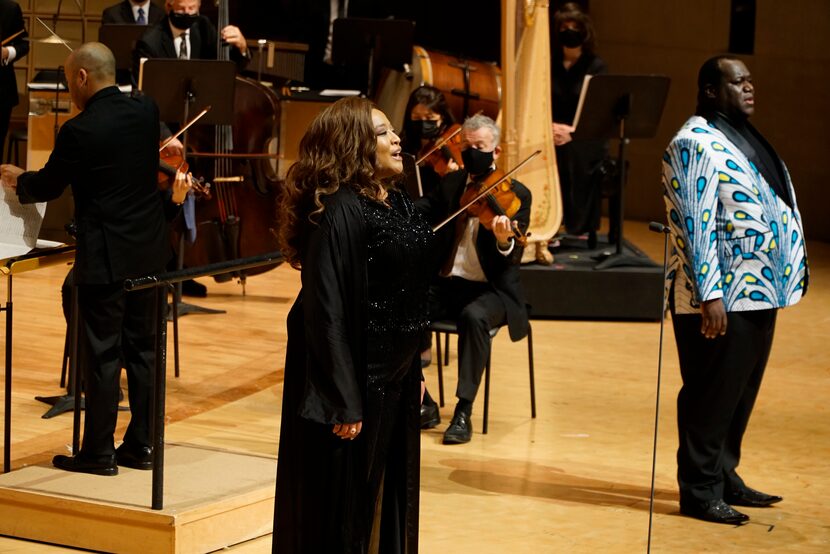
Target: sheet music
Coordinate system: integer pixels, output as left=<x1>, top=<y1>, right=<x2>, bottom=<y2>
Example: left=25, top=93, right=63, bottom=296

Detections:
left=571, top=74, right=593, bottom=129
left=0, top=184, right=47, bottom=261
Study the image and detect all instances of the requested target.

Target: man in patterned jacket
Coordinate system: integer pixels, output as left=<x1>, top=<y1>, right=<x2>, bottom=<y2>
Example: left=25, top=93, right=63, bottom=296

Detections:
left=662, top=55, right=808, bottom=525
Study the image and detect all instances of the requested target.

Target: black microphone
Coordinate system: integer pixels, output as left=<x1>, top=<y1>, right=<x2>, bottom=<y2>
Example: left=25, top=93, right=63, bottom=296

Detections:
left=648, top=221, right=670, bottom=234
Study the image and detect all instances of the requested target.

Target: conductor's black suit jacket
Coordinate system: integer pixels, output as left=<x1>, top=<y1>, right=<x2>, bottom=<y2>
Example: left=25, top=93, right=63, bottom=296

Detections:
left=0, top=0, right=29, bottom=110
left=101, top=0, right=165, bottom=25
left=17, top=87, right=168, bottom=285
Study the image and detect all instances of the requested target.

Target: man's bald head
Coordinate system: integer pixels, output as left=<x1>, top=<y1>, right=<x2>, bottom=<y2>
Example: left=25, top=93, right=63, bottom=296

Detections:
left=65, top=42, right=116, bottom=110
left=67, top=42, right=116, bottom=83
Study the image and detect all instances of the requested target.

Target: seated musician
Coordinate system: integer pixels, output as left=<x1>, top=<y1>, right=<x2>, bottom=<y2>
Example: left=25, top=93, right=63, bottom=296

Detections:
left=102, top=0, right=165, bottom=25
left=416, top=114, right=532, bottom=444
left=133, top=0, right=249, bottom=296
left=402, top=85, right=461, bottom=196
left=133, top=0, right=249, bottom=75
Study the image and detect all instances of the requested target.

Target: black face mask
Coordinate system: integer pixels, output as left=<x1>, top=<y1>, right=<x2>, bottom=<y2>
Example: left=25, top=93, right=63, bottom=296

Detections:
left=560, top=28, right=586, bottom=48
left=169, top=12, right=200, bottom=31
left=461, top=148, right=494, bottom=176
left=417, top=119, right=441, bottom=139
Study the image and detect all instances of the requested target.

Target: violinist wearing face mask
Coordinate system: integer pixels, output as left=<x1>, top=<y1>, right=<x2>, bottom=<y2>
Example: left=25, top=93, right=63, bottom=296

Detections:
left=415, top=114, right=531, bottom=445
left=133, top=0, right=250, bottom=78
left=551, top=2, right=609, bottom=248
left=402, top=85, right=462, bottom=196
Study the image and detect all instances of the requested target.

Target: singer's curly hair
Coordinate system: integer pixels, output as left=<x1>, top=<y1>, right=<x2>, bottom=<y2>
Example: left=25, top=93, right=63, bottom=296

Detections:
left=277, top=96, right=387, bottom=269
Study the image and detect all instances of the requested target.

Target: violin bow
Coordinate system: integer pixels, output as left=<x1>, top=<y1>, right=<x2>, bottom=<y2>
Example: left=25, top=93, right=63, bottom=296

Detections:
left=415, top=110, right=483, bottom=166
left=433, top=149, right=542, bottom=232
left=1, top=30, right=25, bottom=47
left=159, top=106, right=212, bottom=152
left=415, top=126, right=462, bottom=165
left=35, top=17, right=73, bottom=52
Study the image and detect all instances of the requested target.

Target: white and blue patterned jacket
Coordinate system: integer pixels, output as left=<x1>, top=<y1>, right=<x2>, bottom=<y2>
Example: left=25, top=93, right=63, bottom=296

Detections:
left=662, top=115, right=808, bottom=314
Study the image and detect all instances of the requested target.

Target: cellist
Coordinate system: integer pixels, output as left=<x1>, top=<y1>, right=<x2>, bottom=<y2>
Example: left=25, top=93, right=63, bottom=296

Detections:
left=132, top=0, right=250, bottom=297
left=415, top=114, right=532, bottom=445
left=402, top=85, right=463, bottom=196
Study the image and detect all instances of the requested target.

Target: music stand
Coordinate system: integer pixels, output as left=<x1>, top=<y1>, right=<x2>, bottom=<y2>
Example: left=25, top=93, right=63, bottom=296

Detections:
left=332, top=18, right=414, bottom=97
left=98, top=24, right=149, bottom=86
left=401, top=153, right=422, bottom=199
left=140, top=59, right=236, bottom=318
left=571, top=74, right=670, bottom=270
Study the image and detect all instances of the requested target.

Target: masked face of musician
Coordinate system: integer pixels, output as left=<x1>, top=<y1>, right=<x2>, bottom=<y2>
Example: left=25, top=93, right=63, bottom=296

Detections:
left=410, top=103, right=442, bottom=140
left=460, top=126, right=501, bottom=176
left=559, top=21, right=586, bottom=49
left=372, top=109, right=403, bottom=180
left=167, top=0, right=201, bottom=30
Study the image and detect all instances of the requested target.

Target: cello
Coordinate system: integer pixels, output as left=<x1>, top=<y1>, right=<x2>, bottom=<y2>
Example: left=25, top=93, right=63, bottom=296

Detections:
left=182, top=0, right=282, bottom=290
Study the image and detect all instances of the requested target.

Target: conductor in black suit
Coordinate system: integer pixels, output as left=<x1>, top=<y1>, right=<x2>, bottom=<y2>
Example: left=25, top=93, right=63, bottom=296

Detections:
left=1, top=43, right=173, bottom=476
left=0, top=0, right=28, bottom=160
left=102, top=0, right=164, bottom=26
left=133, top=0, right=249, bottom=77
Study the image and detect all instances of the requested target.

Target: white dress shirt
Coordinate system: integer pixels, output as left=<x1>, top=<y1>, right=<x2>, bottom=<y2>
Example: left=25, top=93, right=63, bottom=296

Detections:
left=131, top=0, right=152, bottom=24
left=171, top=26, right=191, bottom=59
left=448, top=171, right=515, bottom=281
left=1, top=47, right=16, bottom=66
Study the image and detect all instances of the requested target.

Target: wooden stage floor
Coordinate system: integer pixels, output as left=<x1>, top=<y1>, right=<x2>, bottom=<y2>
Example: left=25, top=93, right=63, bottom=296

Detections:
left=1, top=222, right=828, bottom=553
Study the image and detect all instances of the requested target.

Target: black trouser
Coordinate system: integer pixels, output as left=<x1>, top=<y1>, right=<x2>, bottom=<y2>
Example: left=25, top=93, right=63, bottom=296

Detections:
left=428, top=277, right=507, bottom=405
left=0, top=104, right=12, bottom=163
left=671, top=305, right=777, bottom=505
left=77, top=282, right=157, bottom=459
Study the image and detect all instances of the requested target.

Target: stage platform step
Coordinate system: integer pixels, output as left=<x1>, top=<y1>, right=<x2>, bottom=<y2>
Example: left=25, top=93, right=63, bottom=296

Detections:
left=521, top=234, right=664, bottom=320
left=0, top=443, right=275, bottom=553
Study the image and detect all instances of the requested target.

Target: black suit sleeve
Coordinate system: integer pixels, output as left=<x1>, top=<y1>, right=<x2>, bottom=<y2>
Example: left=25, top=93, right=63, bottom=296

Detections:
left=17, top=124, right=82, bottom=204
left=8, top=2, right=28, bottom=59
left=498, top=182, right=532, bottom=266
left=101, top=6, right=119, bottom=24
left=298, top=197, right=366, bottom=424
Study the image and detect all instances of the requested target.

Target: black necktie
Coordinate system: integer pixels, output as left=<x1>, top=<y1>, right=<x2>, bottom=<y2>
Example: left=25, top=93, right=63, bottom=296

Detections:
left=179, top=31, right=188, bottom=59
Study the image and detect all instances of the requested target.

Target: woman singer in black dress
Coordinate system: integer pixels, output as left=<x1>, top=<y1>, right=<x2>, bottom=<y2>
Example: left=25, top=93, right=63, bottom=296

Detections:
left=273, top=96, right=434, bottom=553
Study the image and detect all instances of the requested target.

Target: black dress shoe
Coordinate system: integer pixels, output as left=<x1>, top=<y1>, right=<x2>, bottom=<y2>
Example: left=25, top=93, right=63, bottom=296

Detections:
left=725, top=486, right=782, bottom=507
left=420, top=402, right=440, bottom=429
left=443, top=410, right=473, bottom=444
left=680, top=498, right=749, bottom=525
left=53, top=454, right=118, bottom=476
left=116, top=444, right=153, bottom=470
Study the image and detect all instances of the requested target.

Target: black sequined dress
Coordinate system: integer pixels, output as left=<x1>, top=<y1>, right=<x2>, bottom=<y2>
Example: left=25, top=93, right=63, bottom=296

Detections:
left=274, top=187, right=433, bottom=554
left=360, top=189, right=432, bottom=552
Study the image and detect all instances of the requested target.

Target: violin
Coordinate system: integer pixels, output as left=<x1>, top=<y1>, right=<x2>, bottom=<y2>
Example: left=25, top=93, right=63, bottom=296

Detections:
left=158, top=147, right=210, bottom=198
left=434, top=150, right=542, bottom=249
left=459, top=168, right=528, bottom=247
left=157, top=106, right=211, bottom=197
left=416, top=123, right=464, bottom=177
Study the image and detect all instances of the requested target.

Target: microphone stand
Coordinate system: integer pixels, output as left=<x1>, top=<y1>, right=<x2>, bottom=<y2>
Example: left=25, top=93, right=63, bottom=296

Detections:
left=646, top=221, right=671, bottom=553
